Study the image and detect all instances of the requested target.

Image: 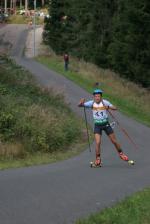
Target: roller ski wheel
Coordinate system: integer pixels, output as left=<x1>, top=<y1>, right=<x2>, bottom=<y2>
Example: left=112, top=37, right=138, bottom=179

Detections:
left=128, top=160, right=135, bottom=165
left=119, top=152, right=135, bottom=165
left=90, top=161, right=102, bottom=168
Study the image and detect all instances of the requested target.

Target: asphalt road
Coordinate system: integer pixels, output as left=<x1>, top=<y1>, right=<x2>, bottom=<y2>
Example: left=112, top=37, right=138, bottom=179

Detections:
left=0, top=25, right=150, bottom=224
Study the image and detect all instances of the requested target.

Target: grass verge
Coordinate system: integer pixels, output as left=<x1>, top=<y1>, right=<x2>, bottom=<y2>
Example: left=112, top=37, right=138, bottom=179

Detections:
left=0, top=141, right=86, bottom=170
left=7, top=15, right=44, bottom=25
left=76, top=188, right=150, bottom=224
left=36, top=55, right=150, bottom=126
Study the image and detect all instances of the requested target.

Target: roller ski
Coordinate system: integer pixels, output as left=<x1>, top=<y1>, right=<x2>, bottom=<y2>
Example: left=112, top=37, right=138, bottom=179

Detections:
left=90, top=158, right=102, bottom=168
left=90, top=152, right=135, bottom=167
left=119, top=152, right=135, bottom=165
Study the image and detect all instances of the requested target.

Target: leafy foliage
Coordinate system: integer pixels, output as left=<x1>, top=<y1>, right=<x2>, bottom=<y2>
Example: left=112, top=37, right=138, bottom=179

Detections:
left=108, top=0, right=150, bottom=87
left=0, top=56, right=82, bottom=157
left=44, top=0, right=150, bottom=87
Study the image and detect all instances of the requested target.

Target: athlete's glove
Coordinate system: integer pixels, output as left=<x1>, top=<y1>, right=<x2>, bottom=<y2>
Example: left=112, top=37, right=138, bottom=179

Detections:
left=78, top=98, right=85, bottom=107
left=105, top=106, right=110, bottom=110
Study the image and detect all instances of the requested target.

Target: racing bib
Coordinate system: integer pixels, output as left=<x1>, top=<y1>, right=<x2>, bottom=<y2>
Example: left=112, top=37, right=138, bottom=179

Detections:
left=92, top=102, right=108, bottom=124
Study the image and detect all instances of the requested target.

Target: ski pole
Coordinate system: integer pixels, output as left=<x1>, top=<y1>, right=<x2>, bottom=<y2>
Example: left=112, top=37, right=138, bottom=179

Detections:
left=93, top=82, right=139, bottom=150
left=83, top=107, right=92, bottom=152
left=102, top=100, right=139, bottom=150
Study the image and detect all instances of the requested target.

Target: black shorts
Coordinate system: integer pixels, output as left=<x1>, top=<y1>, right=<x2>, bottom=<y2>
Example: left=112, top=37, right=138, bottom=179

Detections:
left=94, top=122, right=114, bottom=135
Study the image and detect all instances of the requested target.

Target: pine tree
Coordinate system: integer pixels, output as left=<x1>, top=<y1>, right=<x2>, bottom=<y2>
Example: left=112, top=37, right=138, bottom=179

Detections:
left=108, top=0, right=150, bottom=87
left=44, top=0, right=150, bottom=87
left=43, top=0, right=64, bottom=53
left=88, top=0, right=115, bottom=66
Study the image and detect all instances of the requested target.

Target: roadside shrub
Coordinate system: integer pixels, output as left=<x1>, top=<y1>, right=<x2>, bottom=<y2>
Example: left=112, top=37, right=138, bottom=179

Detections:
left=0, top=56, right=82, bottom=158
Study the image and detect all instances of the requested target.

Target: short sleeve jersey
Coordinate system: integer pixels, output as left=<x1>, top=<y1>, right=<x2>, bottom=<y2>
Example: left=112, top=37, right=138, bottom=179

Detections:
left=84, top=99, right=113, bottom=124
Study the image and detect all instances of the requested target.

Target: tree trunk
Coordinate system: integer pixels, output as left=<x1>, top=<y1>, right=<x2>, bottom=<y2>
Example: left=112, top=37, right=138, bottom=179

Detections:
left=13, top=0, right=16, bottom=14
left=10, top=0, right=13, bottom=9
left=41, top=0, right=44, bottom=7
left=4, top=0, right=7, bottom=13
left=20, top=0, right=23, bottom=9
left=25, top=0, right=28, bottom=16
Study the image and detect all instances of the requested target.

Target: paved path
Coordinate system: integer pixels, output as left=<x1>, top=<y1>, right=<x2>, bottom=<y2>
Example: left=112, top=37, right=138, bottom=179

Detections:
left=0, top=24, right=27, bottom=55
left=0, top=25, right=150, bottom=224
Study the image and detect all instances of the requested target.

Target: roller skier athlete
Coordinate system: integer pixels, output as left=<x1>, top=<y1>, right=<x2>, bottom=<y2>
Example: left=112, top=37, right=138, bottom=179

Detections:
left=78, top=89, right=132, bottom=167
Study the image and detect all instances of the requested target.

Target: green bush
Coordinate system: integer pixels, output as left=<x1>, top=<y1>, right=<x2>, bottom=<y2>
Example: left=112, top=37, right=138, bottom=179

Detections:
left=0, top=56, right=82, bottom=157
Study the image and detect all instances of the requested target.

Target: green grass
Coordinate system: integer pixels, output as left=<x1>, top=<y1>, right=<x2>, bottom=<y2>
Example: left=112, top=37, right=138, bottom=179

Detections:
left=36, top=55, right=150, bottom=126
left=76, top=188, right=150, bottom=224
left=0, top=56, right=90, bottom=169
left=7, top=15, right=44, bottom=25
left=0, top=141, right=86, bottom=170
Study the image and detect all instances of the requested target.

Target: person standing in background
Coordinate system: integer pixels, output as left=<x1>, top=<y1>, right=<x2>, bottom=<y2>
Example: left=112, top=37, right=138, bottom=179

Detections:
left=64, top=53, right=69, bottom=71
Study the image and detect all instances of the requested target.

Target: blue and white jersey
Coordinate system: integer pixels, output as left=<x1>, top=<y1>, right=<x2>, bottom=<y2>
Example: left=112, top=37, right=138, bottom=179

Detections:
left=84, top=100, right=113, bottom=124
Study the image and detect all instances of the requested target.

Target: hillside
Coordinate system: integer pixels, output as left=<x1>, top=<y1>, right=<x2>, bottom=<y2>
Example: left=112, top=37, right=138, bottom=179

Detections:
left=0, top=56, right=86, bottom=168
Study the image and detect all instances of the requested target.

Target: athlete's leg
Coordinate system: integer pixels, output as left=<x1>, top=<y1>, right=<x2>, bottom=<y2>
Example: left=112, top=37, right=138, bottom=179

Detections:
left=103, top=123, right=121, bottom=152
left=95, top=133, right=101, bottom=157
left=108, top=132, right=129, bottom=161
left=94, top=124, right=103, bottom=165
left=94, top=133, right=102, bottom=165
left=108, top=132, right=121, bottom=152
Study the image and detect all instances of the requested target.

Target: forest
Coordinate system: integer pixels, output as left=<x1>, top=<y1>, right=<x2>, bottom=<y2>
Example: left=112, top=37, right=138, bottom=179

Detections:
left=0, top=0, right=49, bottom=11
left=44, top=0, right=150, bottom=88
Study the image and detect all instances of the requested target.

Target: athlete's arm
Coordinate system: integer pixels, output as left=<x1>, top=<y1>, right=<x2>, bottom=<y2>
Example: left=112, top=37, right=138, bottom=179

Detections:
left=107, top=105, right=117, bottom=110
left=102, top=99, right=117, bottom=110
left=78, top=99, right=93, bottom=108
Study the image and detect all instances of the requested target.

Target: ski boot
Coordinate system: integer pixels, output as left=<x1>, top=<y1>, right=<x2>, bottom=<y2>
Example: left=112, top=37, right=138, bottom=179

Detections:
left=90, top=157, right=102, bottom=168
left=119, top=152, right=129, bottom=161
left=119, top=152, right=135, bottom=165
